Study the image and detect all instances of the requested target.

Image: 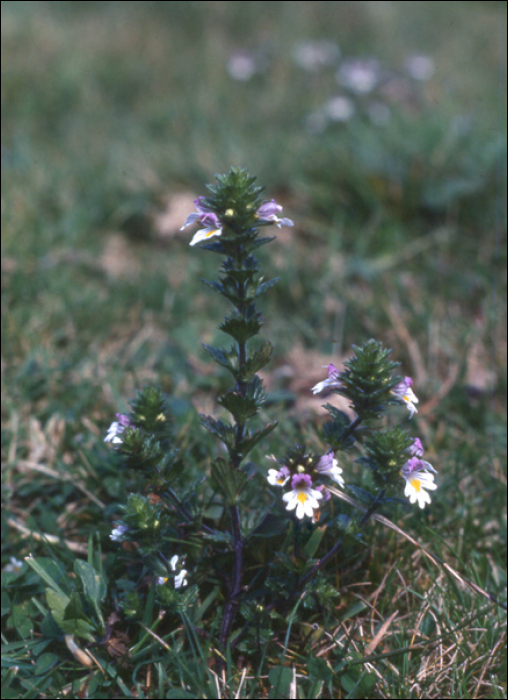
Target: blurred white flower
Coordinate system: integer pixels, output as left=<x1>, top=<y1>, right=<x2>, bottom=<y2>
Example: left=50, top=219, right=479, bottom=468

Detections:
left=405, top=54, right=435, bottom=81
left=337, top=58, right=380, bottom=94
left=226, top=50, right=268, bottom=81
left=324, top=96, right=355, bottom=122
left=292, top=40, right=340, bottom=72
left=4, top=556, right=24, bottom=574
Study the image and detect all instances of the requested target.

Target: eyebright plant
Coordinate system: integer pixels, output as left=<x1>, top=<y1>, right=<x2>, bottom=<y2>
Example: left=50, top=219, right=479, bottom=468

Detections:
left=101, top=168, right=438, bottom=661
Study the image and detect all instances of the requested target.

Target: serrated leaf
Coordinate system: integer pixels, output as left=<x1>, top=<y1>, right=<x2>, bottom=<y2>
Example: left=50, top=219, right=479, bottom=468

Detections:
left=217, top=391, right=259, bottom=421
left=200, top=278, right=225, bottom=295
left=254, top=277, right=279, bottom=297
left=194, top=239, right=228, bottom=255
left=251, top=236, right=276, bottom=250
left=202, top=344, right=232, bottom=371
left=199, top=415, right=235, bottom=447
left=211, top=458, right=249, bottom=504
left=219, top=314, right=263, bottom=342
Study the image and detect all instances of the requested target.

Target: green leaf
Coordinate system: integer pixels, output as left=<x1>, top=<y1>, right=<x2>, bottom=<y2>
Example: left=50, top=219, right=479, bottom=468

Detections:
left=63, top=592, right=87, bottom=622
left=74, top=560, right=107, bottom=628
left=200, top=278, right=226, bottom=296
left=25, top=557, right=71, bottom=597
left=46, top=589, right=94, bottom=640
left=217, top=376, right=266, bottom=421
left=251, top=235, right=276, bottom=250
left=210, top=458, right=248, bottom=504
left=304, top=526, right=327, bottom=559
left=307, top=655, right=333, bottom=684
left=194, top=587, right=220, bottom=622
left=1, top=590, right=11, bottom=617
left=247, top=512, right=289, bottom=539
left=34, top=652, right=59, bottom=675
left=199, top=415, right=235, bottom=447
left=202, top=344, right=233, bottom=372
left=217, top=390, right=258, bottom=419
left=269, top=666, right=293, bottom=698
left=254, top=277, right=279, bottom=297
left=341, top=600, right=369, bottom=620
left=45, top=588, right=69, bottom=623
left=219, top=311, right=263, bottom=342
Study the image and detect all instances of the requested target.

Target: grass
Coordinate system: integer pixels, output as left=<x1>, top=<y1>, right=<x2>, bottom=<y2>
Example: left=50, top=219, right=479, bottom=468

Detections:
left=1, top=1, right=507, bottom=698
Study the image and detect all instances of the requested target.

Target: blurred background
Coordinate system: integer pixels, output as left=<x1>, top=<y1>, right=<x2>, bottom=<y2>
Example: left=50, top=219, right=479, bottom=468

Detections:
left=1, top=0, right=506, bottom=504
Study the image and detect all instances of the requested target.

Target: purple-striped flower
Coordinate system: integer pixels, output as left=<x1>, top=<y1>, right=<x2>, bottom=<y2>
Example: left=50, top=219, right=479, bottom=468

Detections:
left=311, top=363, right=342, bottom=395
left=104, top=414, right=132, bottom=444
left=282, top=473, right=323, bottom=520
left=256, top=200, right=294, bottom=228
left=110, top=524, right=129, bottom=541
left=267, top=465, right=291, bottom=487
left=315, top=450, right=345, bottom=486
left=181, top=197, right=223, bottom=247
left=400, top=439, right=437, bottom=508
left=391, top=377, right=419, bottom=417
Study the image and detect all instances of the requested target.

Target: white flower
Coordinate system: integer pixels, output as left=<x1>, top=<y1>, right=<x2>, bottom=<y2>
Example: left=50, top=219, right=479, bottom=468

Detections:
left=267, top=466, right=290, bottom=487
left=401, top=457, right=437, bottom=508
left=174, top=570, right=188, bottom=589
left=110, top=524, right=129, bottom=541
left=181, top=198, right=223, bottom=247
left=104, top=414, right=132, bottom=444
left=282, top=474, right=323, bottom=520
left=311, top=363, right=342, bottom=395
left=104, top=422, right=124, bottom=444
left=170, top=555, right=188, bottom=589
left=255, top=200, right=294, bottom=228
left=188, top=218, right=223, bottom=247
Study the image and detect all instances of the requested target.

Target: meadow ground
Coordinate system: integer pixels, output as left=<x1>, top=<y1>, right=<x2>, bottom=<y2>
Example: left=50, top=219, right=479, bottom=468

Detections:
left=1, top=2, right=507, bottom=698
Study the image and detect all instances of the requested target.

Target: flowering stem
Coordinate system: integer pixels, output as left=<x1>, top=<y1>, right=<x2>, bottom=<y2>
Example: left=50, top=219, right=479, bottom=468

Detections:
left=343, top=415, right=363, bottom=442
left=284, top=488, right=387, bottom=602
left=220, top=279, right=247, bottom=648
left=161, top=489, right=216, bottom=536
left=358, top=488, right=386, bottom=527
left=219, top=504, right=243, bottom=650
